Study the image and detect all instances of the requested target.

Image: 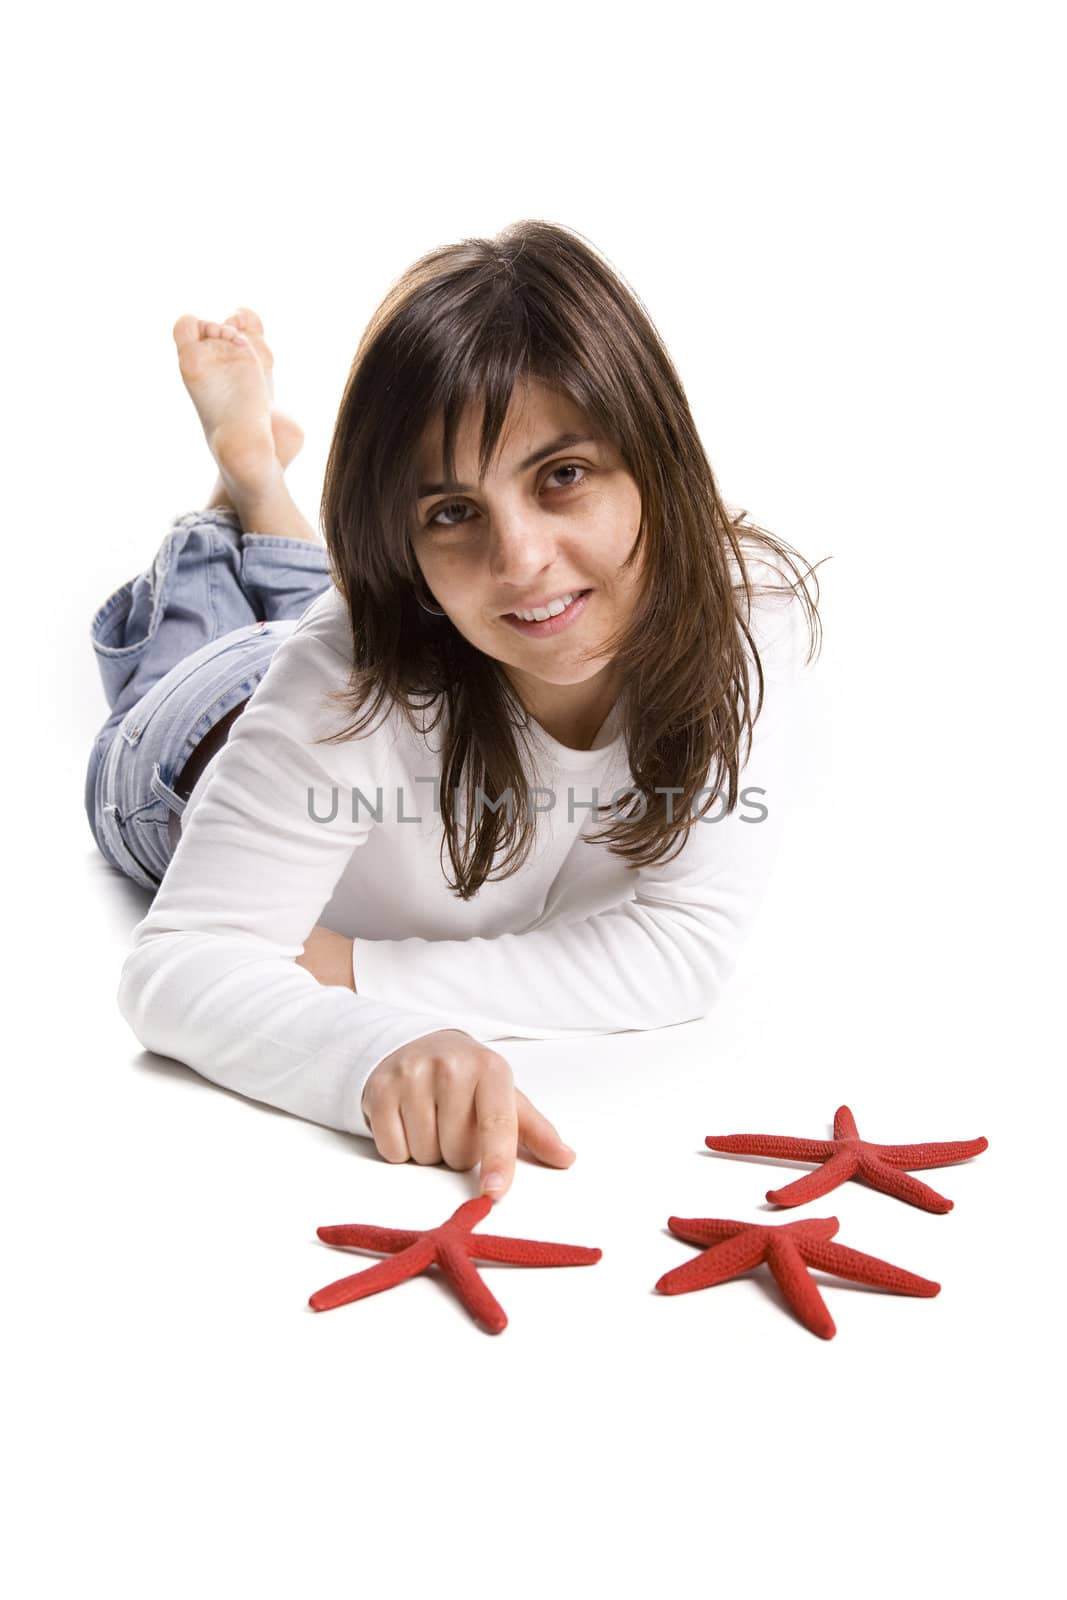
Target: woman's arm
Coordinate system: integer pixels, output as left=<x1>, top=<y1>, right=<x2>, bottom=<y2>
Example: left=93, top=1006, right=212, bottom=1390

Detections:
left=118, top=602, right=455, bottom=1140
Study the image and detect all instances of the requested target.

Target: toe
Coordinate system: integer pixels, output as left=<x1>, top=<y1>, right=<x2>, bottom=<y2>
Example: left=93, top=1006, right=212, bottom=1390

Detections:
left=226, top=308, right=273, bottom=383
left=227, top=307, right=264, bottom=335
left=172, top=314, right=201, bottom=351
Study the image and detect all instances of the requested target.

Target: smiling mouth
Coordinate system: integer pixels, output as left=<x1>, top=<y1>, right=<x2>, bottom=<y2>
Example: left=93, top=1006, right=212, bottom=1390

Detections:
left=500, top=589, right=594, bottom=635
left=502, top=589, right=593, bottom=620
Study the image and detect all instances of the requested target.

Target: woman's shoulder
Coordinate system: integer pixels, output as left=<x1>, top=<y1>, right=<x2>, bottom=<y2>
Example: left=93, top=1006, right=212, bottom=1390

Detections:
left=243, top=584, right=392, bottom=749
left=728, top=530, right=819, bottom=681
left=287, top=583, right=354, bottom=664
left=729, top=529, right=798, bottom=597
left=260, top=584, right=366, bottom=702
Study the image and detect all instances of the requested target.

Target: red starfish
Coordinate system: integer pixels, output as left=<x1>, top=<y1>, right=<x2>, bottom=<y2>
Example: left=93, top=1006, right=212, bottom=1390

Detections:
left=705, top=1104, right=988, bottom=1212
left=656, top=1214, right=940, bottom=1338
left=308, top=1196, right=602, bottom=1334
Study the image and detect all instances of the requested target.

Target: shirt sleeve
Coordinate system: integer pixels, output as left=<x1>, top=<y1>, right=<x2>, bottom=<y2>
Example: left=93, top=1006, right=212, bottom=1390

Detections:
left=116, top=619, right=466, bottom=1141
left=350, top=574, right=813, bottom=1040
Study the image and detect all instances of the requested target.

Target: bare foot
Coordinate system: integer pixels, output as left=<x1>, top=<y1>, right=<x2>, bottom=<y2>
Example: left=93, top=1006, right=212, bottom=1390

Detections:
left=223, top=307, right=304, bottom=467
left=173, top=314, right=278, bottom=499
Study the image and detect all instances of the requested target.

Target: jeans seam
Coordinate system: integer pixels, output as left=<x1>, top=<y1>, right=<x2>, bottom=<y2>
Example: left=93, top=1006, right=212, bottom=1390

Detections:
left=207, top=526, right=224, bottom=641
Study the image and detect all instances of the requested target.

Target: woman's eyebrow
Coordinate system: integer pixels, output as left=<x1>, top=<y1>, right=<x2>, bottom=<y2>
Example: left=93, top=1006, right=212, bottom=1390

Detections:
left=417, top=433, right=602, bottom=498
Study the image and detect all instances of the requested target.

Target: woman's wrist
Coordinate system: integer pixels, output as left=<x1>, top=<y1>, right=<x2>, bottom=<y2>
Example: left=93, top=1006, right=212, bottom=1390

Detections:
left=296, top=924, right=357, bottom=991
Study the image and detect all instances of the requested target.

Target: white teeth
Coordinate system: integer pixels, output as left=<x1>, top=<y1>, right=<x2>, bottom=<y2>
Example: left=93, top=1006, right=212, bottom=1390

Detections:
left=513, top=592, right=579, bottom=622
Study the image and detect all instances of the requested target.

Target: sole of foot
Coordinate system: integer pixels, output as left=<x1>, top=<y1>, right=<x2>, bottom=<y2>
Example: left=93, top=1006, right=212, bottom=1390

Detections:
left=172, top=314, right=278, bottom=495
left=222, top=307, right=304, bottom=467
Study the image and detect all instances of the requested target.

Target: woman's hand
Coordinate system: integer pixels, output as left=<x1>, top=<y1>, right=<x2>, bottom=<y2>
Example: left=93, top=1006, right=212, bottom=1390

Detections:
left=360, top=1030, right=575, bottom=1201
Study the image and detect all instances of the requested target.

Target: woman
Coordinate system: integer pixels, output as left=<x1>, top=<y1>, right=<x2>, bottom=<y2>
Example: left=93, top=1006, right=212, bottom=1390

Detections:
left=87, top=219, right=824, bottom=1202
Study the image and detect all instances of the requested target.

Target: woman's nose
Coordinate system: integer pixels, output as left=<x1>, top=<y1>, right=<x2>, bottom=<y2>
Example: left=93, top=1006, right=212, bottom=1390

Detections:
left=487, top=505, right=557, bottom=584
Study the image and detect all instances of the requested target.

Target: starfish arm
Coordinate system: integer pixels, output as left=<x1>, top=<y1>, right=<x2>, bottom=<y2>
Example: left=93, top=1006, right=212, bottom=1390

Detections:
left=308, top=1236, right=438, bottom=1312
left=317, top=1223, right=422, bottom=1252
left=766, top=1150, right=859, bottom=1206
left=800, top=1237, right=940, bottom=1297
left=789, top=1217, right=841, bottom=1243
left=436, top=1238, right=509, bottom=1333
left=463, top=1233, right=602, bottom=1266
left=666, top=1216, right=751, bottom=1249
left=706, top=1133, right=837, bottom=1160
left=449, top=1196, right=495, bottom=1230
left=872, top=1137, right=989, bottom=1170
left=656, top=1229, right=768, bottom=1295
left=856, top=1153, right=954, bottom=1213
left=833, top=1106, right=860, bottom=1141
left=765, top=1238, right=836, bottom=1338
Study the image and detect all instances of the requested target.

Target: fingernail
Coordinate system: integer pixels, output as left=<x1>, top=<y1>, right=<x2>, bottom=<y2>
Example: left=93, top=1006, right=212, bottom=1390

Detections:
left=482, top=1173, right=505, bottom=1194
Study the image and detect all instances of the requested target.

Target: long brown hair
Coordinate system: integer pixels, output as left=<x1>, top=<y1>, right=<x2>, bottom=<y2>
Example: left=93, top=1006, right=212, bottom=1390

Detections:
left=318, top=219, right=826, bottom=901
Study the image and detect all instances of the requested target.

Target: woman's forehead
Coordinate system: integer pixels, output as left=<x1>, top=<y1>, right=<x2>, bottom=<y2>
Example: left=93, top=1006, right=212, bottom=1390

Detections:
left=416, top=383, right=594, bottom=475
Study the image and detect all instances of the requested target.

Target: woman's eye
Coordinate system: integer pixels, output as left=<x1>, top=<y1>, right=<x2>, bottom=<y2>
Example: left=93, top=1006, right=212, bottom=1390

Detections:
left=424, top=463, right=587, bottom=528
left=428, top=501, right=470, bottom=529
left=548, top=462, right=586, bottom=490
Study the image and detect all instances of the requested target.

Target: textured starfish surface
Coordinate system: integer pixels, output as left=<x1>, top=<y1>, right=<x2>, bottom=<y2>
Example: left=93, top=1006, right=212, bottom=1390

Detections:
left=656, top=1214, right=940, bottom=1338
left=309, top=1196, right=602, bottom=1333
left=705, top=1103, right=988, bottom=1212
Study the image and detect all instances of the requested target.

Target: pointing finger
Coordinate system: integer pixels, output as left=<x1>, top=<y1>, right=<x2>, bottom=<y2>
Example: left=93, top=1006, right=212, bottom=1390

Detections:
left=475, top=1064, right=519, bottom=1201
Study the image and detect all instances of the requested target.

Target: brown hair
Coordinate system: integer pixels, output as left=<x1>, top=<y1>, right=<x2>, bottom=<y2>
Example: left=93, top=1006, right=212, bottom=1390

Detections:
left=318, top=219, right=827, bottom=901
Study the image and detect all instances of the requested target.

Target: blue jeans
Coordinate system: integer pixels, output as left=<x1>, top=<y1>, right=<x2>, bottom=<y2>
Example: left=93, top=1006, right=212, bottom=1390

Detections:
left=85, top=507, right=332, bottom=891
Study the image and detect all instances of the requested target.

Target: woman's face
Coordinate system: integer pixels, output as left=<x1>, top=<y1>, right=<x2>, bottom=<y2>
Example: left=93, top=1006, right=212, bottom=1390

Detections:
left=411, top=379, right=644, bottom=748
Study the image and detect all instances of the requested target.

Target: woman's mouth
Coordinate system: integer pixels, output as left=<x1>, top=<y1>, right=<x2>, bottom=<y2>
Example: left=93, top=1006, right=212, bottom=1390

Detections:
left=500, top=589, right=593, bottom=637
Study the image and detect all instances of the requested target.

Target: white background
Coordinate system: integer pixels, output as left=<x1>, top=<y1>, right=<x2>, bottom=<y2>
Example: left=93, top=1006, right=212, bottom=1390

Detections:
left=4, top=2, right=1062, bottom=1594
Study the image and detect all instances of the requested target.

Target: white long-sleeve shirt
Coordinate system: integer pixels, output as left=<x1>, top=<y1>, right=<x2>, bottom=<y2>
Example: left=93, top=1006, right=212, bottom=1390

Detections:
left=117, top=551, right=813, bottom=1139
